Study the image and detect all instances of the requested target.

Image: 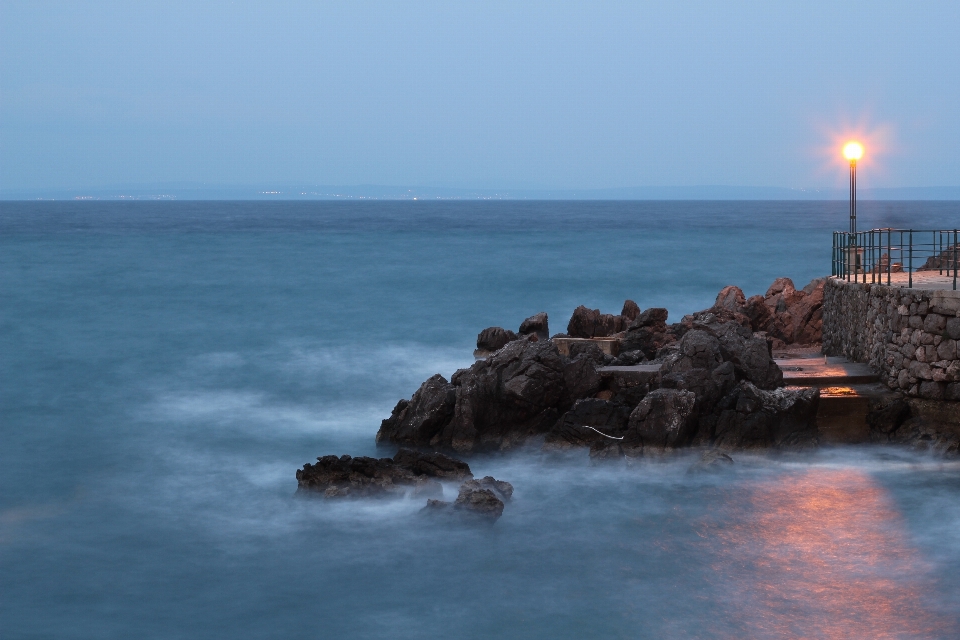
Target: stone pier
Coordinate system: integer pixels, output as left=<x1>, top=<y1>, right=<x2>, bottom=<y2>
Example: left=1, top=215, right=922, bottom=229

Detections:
left=822, top=276, right=960, bottom=400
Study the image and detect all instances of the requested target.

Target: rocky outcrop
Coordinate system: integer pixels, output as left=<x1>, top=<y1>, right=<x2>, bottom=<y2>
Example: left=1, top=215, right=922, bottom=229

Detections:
left=296, top=449, right=472, bottom=498
left=422, top=476, right=513, bottom=521
left=566, top=301, right=639, bottom=338
left=712, top=383, right=819, bottom=450
left=698, top=277, right=825, bottom=347
left=519, top=312, right=550, bottom=342
left=379, top=279, right=822, bottom=458
left=476, top=326, right=517, bottom=353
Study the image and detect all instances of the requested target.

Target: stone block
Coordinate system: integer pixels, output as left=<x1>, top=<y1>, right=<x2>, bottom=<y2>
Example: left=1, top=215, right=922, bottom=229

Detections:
left=918, top=301, right=929, bottom=315
left=908, top=315, right=923, bottom=329
left=924, top=313, right=946, bottom=333
left=946, top=382, right=960, bottom=401
left=909, top=361, right=933, bottom=380
left=919, top=381, right=945, bottom=400
left=947, top=317, right=960, bottom=340
left=900, top=343, right=916, bottom=359
left=898, top=304, right=909, bottom=316
left=938, top=339, right=957, bottom=361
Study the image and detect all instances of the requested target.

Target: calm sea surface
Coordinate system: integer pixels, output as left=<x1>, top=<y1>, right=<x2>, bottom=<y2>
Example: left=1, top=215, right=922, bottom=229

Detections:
left=4, top=200, right=960, bottom=638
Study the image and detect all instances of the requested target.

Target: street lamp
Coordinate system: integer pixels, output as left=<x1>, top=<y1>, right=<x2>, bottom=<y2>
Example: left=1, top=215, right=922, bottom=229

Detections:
left=843, top=141, right=863, bottom=234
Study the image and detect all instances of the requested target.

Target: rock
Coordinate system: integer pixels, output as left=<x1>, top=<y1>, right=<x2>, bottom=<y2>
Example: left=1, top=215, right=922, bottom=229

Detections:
left=519, top=312, right=550, bottom=342
left=476, top=326, right=518, bottom=353
left=376, top=374, right=457, bottom=446
left=712, top=322, right=783, bottom=389
left=454, top=483, right=505, bottom=520
left=464, top=476, right=514, bottom=501
left=619, top=308, right=675, bottom=359
left=544, top=398, right=631, bottom=450
left=865, top=396, right=911, bottom=442
left=890, top=416, right=960, bottom=454
left=622, top=388, right=698, bottom=456
left=715, top=286, right=747, bottom=312
left=661, top=330, right=723, bottom=372
left=566, top=305, right=627, bottom=338
left=765, top=277, right=796, bottom=298
left=713, top=383, right=819, bottom=450
left=621, top=300, right=641, bottom=321
left=296, top=449, right=473, bottom=498
left=688, top=449, right=734, bottom=473
left=441, top=339, right=569, bottom=453
left=391, top=448, right=473, bottom=480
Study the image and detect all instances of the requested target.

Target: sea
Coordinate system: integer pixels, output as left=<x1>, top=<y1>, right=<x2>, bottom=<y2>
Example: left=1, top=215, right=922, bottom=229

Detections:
left=4, top=200, right=960, bottom=639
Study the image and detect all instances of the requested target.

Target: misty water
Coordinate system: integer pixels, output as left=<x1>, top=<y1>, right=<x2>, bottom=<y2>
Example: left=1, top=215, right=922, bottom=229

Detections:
left=4, top=200, right=960, bottom=638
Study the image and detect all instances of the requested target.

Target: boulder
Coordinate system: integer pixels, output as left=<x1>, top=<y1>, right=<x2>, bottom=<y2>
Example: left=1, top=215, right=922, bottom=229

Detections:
left=296, top=449, right=472, bottom=498
left=518, top=312, right=550, bottom=342
left=619, top=307, right=674, bottom=358
left=476, top=326, right=518, bottom=353
left=377, top=374, right=457, bottom=446
left=713, top=383, right=819, bottom=450
left=567, top=305, right=628, bottom=338
left=621, top=300, right=641, bottom=322
left=544, top=398, right=631, bottom=450
left=622, top=389, right=698, bottom=456
left=714, top=286, right=747, bottom=312
left=421, top=475, right=513, bottom=522
left=440, top=339, right=571, bottom=453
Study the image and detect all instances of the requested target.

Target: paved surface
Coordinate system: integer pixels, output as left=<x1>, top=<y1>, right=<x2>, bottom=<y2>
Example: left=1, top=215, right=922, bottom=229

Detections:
left=776, top=356, right=879, bottom=385
left=841, top=270, right=960, bottom=291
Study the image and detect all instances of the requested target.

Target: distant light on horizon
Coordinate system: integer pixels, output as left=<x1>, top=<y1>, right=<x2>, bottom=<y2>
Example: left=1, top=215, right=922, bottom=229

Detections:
left=843, top=142, right=864, bottom=162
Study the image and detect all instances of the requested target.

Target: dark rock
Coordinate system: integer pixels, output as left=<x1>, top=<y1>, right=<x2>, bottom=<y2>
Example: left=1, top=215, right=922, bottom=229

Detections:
left=713, top=383, right=819, bottom=450
left=519, top=312, right=550, bottom=342
left=454, top=483, right=505, bottom=520
left=890, top=416, right=960, bottom=454
left=296, top=449, right=473, bottom=498
left=621, top=300, right=641, bottom=321
left=466, top=476, right=514, bottom=501
left=476, top=326, right=518, bottom=353
left=376, top=374, right=456, bottom=446
left=622, top=389, right=698, bottom=456
left=391, top=448, right=473, bottom=480
left=866, top=396, right=911, bottom=441
left=630, top=307, right=669, bottom=329
left=661, top=330, right=723, bottom=373
left=712, top=322, right=783, bottom=389
left=567, top=305, right=626, bottom=338
left=544, top=398, right=631, bottom=450
left=715, top=286, right=747, bottom=312
left=440, top=339, right=568, bottom=453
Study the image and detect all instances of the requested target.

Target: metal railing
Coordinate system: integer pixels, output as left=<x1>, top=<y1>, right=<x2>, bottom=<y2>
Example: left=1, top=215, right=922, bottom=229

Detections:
left=832, top=228, right=960, bottom=290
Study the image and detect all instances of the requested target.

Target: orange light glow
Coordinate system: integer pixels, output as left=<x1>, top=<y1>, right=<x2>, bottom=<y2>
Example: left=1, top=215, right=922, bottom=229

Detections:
left=843, top=141, right=864, bottom=161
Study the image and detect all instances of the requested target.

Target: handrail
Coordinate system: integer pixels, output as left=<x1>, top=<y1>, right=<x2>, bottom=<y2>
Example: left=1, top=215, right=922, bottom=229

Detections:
left=832, top=228, right=959, bottom=290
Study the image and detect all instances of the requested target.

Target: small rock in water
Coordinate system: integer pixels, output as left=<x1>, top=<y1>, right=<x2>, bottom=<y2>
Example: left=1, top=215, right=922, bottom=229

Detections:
left=420, top=475, right=512, bottom=522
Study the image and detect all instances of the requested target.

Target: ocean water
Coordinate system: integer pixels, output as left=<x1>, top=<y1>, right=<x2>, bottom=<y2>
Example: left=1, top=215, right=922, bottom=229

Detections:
left=3, top=200, right=960, bottom=639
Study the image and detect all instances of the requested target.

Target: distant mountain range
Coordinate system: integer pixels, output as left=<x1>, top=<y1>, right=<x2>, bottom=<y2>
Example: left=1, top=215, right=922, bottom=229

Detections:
left=3, top=184, right=960, bottom=201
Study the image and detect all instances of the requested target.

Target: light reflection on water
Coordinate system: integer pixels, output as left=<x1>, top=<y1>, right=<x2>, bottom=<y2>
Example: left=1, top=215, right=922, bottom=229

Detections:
left=702, top=466, right=951, bottom=639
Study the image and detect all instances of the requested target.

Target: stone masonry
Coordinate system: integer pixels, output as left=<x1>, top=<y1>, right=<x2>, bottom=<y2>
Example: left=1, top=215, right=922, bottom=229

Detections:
left=822, top=277, right=960, bottom=400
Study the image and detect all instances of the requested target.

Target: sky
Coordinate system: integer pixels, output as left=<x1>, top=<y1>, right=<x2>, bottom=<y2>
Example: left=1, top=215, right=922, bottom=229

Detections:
left=1, top=1, right=959, bottom=197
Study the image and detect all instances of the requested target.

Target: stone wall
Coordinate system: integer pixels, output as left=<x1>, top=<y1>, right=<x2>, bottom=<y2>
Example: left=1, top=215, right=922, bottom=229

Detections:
left=823, top=277, right=960, bottom=400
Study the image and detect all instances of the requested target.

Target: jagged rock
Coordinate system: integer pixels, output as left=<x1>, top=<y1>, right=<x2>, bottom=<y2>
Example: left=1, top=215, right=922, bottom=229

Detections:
left=622, top=389, right=698, bottom=456
left=376, top=374, right=456, bottom=446
left=715, top=286, right=747, bottom=312
left=454, top=483, right=505, bottom=520
left=476, top=326, right=518, bottom=353
left=445, top=339, right=569, bottom=453
left=866, top=396, right=911, bottom=441
left=391, top=448, right=473, bottom=480
left=619, top=307, right=675, bottom=358
left=296, top=449, right=472, bottom=498
left=661, top=330, right=723, bottom=373
left=713, top=383, right=819, bottom=450
left=567, top=305, right=629, bottom=338
left=462, top=476, right=514, bottom=501
left=889, top=416, right=960, bottom=454
left=712, top=322, right=783, bottom=389
left=544, top=398, right=631, bottom=450
left=621, top=300, right=641, bottom=321
left=519, top=312, right=550, bottom=342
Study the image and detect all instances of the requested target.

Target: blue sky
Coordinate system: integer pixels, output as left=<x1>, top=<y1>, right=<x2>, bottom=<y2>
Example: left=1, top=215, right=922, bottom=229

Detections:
left=2, top=1, right=959, bottom=196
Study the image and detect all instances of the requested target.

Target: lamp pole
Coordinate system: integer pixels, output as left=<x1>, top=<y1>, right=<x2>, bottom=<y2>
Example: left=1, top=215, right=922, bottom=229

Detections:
left=849, top=156, right=857, bottom=235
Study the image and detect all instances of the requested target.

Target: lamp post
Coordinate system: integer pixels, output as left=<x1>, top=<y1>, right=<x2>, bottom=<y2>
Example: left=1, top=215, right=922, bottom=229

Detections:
left=843, top=141, right=863, bottom=234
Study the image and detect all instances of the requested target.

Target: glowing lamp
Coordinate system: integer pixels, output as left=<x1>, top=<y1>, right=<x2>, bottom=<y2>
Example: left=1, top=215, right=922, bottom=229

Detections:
left=843, top=141, right=864, bottom=162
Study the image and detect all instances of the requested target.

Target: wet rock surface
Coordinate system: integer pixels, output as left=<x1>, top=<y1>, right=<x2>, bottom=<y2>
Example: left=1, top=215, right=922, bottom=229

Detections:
left=378, top=278, right=826, bottom=457
left=296, top=448, right=472, bottom=498
left=421, top=476, right=513, bottom=521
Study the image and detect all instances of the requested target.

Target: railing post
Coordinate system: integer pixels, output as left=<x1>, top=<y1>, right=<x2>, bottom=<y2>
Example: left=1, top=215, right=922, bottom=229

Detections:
left=887, top=227, right=892, bottom=286
left=908, top=229, right=913, bottom=289
left=954, top=229, right=958, bottom=291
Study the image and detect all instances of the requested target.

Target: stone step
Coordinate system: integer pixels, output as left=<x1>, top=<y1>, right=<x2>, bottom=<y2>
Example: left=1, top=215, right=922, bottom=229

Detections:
left=776, top=356, right=879, bottom=386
